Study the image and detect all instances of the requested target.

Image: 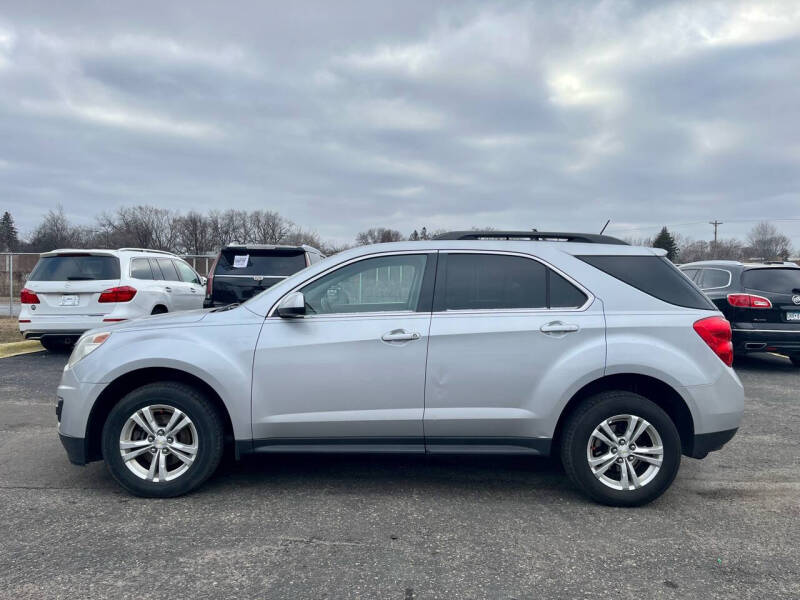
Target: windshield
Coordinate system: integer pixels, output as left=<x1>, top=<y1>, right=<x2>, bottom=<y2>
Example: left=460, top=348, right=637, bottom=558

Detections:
left=28, top=255, right=121, bottom=281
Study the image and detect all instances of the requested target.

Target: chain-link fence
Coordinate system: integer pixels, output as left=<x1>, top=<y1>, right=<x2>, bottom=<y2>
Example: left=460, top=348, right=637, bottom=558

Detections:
left=0, top=252, right=217, bottom=317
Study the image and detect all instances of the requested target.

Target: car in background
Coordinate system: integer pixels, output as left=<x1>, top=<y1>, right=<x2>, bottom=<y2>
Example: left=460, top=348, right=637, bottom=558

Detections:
left=19, top=248, right=206, bottom=351
left=680, top=260, right=800, bottom=365
left=203, top=243, right=324, bottom=308
left=57, top=231, right=743, bottom=506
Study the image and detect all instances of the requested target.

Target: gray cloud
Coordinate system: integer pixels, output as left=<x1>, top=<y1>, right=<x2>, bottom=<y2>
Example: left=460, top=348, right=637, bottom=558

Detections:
left=1, top=0, right=799, bottom=246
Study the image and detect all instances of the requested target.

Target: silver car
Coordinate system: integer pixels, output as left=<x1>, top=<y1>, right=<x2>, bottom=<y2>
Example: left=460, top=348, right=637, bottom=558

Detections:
left=56, top=231, right=744, bottom=506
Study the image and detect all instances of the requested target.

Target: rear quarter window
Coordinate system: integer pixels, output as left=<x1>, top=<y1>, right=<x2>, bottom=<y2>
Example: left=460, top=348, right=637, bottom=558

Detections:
left=578, top=255, right=715, bottom=310
left=742, top=268, right=800, bottom=293
left=28, top=255, right=120, bottom=281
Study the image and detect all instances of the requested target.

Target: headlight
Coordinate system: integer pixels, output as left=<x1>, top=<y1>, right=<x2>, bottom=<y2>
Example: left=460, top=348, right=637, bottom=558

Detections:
left=67, top=332, right=111, bottom=369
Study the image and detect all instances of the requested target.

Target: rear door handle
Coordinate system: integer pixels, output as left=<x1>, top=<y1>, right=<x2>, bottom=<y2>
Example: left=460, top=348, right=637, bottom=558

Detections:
left=381, top=330, right=421, bottom=342
left=164, top=287, right=172, bottom=293
left=540, top=321, right=579, bottom=334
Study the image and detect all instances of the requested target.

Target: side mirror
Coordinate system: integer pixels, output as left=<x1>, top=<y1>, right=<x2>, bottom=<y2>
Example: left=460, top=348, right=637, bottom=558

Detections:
left=200, top=276, right=207, bottom=286
left=276, top=291, right=306, bottom=318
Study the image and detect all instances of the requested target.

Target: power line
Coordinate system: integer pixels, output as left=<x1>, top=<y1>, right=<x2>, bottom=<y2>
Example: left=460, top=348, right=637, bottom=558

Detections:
left=607, top=217, right=800, bottom=235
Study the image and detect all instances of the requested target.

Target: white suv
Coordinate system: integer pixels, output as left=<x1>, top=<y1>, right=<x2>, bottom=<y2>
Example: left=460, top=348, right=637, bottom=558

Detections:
left=19, top=248, right=206, bottom=351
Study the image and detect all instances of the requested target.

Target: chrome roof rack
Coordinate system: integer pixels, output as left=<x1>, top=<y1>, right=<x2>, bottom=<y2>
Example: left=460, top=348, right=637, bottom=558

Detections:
left=118, top=248, right=179, bottom=256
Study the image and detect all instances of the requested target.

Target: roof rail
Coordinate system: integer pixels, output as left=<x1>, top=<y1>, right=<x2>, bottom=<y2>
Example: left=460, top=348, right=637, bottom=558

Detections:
left=434, top=230, right=628, bottom=245
left=118, top=248, right=178, bottom=256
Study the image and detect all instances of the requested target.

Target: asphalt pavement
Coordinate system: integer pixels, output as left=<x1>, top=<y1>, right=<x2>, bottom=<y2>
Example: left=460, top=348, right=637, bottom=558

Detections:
left=0, top=351, right=798, bottom=599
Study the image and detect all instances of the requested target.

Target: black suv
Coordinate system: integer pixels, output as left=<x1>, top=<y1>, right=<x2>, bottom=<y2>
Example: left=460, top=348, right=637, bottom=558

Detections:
left=204, top=244, right=324, bottom=307
left=680, top=260, right=800, bottom=365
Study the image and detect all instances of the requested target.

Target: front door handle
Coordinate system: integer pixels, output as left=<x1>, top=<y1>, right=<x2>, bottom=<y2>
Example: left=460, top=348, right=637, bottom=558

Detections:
left=540, top=321, right=579, bottom=334
left=381, top=330, right=421, bottom=342
left=164, top=286, right=172, bottom=293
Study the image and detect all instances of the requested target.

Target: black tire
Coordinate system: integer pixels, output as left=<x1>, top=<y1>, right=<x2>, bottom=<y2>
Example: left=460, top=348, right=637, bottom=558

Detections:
left=101, top=382, right=224, bottom=498
left=151, top=305, right=168, bottom=315
left=789, top=355, right=800, bottom=368
left=560, top=391, right=682, bottom=507
left=40, top=337, right=74, bottom=352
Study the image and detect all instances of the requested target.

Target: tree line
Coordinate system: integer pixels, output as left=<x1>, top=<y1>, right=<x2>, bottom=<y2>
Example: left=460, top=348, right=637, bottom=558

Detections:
left=0, top=205, right=795, bottom=263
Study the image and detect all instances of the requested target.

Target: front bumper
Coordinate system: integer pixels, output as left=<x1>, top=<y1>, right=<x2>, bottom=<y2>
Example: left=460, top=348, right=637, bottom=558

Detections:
left=59, top=433, right=88, bottom=465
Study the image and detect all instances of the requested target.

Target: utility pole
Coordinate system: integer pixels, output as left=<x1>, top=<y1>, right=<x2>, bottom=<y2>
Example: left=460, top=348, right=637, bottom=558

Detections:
left=709, top=220, right=723, bottom=259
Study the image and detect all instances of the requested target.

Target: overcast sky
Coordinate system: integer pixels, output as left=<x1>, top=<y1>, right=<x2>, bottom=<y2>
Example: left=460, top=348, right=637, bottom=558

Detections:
left=1, top=1, right=799, bottom=246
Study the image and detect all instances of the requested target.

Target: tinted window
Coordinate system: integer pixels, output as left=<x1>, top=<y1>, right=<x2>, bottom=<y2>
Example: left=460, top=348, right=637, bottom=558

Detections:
left=699, top=269, right=730, bottom=289
left=578, top=255, right=715, bottom=310
left=174, top=260, right=201, bottom=284
left=28, top=255, right=120, bottom=281
left=216, top=249, right=307, bottom=276
left=130, top=258, right=154, bottom=280
left=549, top=270, right=588, bottom=308
left=742, top=268, right=800, bottom=293
left=156, top=258, right=180, bottom=281
left=443, top=254, right=547, bottom=310
left=148, top=258, right=165, bottom=280
left=302, top=254, right=427, bottom=314
left=680, top=268, right=699, bottom=282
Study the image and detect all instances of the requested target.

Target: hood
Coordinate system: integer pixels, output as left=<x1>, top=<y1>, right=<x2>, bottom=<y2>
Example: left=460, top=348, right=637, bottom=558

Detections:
left=100, top=308, right=211, bottom=333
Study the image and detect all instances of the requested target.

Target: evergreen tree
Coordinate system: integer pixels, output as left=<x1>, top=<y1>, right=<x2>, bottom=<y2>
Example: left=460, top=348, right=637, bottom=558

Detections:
left=0, top=211, right=19, bottom=251
left=652, top=226, right=679, bottom=261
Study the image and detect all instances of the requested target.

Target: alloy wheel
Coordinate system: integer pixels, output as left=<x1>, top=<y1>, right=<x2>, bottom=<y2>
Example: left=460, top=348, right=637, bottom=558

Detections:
left=119, top=404, right=198, bottom=482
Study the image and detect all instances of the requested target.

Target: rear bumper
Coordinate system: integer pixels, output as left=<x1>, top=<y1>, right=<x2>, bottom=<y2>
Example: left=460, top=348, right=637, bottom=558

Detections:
left=59, top=433, right=88, bottom=465
left=732, top=327, right=800, bottom=354
left=686, top=428, right=738, bottom=459
left=23, top=330, right=85, bottom=341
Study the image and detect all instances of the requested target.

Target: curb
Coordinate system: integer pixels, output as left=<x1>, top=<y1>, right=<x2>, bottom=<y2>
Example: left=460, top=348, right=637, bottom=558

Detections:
left=0, top=340, right=44, bottom=359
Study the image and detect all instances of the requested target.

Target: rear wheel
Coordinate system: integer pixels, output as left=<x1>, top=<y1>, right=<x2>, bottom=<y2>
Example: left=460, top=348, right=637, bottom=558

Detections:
left=40, top=337, right=75, bottom=352
left=789, top=355, right=800, bottom=368
left=560, top=391, right=682, bottom=507
left=101, top=382, right=224, bottom=497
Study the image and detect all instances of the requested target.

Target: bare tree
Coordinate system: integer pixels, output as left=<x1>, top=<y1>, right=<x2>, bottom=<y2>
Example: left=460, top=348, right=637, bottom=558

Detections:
left=355, top=227, right=405, bottom=245
left=250, top=210, right=292, bottom=244
left=746, top=221, right=792, bottom=260
left=176, top=211, right=211, bottom=255
left=27, top=206, right=88, bottom=252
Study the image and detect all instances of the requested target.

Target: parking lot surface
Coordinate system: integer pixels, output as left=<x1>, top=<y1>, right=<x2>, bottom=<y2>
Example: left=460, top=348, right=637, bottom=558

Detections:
left=0, top=351, right=798, bottom=599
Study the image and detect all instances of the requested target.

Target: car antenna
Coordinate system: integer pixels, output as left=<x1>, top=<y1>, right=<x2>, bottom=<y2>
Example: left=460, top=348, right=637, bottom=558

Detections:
left=599, top=219, right=611, bottom=235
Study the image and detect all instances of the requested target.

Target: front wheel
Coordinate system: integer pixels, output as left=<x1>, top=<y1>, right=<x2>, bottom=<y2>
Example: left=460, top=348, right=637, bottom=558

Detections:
left=560, top=391, right=682, bottom=507
left=101, top=382, right=224, bottom=497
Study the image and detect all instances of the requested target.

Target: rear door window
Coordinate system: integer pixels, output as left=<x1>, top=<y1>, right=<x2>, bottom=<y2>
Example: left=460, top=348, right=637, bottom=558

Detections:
left=156, top=258, right=180, bottom=282
left=440, top=254, right=547, bottom=310
left=216, top=249, right=307, bottom=276
left=742, top=268, right=800, bottom=293
left=698, top=269, right=731, bottom=290
left=130, top=258, right=154, bottom=280
left=680, top=268, right=699, bottom=282
left=549, top=270, right=588, bottom=308
left=28, top=255, right=120, bottom=281
left=578, top=255, right=715, bottom=310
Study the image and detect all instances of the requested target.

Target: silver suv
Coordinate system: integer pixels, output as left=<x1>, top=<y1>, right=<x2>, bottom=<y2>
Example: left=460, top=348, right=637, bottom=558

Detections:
left=56, top=231, right=744, bottom=506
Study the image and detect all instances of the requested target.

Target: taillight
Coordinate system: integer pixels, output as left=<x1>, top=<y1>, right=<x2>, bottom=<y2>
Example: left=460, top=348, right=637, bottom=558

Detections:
left=693, top=316, right=733, bottom=367
left=98, top=286, right=137, bottom=303
left=727, top=293, right=772, bottom=308
left=20, top=288, right=40, bottom=304
left=206, top=256, right=219, bottom=296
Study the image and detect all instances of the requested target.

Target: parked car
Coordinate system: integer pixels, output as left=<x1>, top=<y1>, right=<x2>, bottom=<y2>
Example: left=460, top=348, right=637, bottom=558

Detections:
left=19, top=248, right=206, bottom=351
left=679, top=260, right=800, bottom=365
left=57, top=231, right=743, bottom=506
left=203, top=243, right=324, bottom=308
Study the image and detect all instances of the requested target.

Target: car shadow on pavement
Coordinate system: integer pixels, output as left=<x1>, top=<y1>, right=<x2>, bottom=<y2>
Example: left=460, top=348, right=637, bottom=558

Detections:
left=203, top=452, right=574, bottom=500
